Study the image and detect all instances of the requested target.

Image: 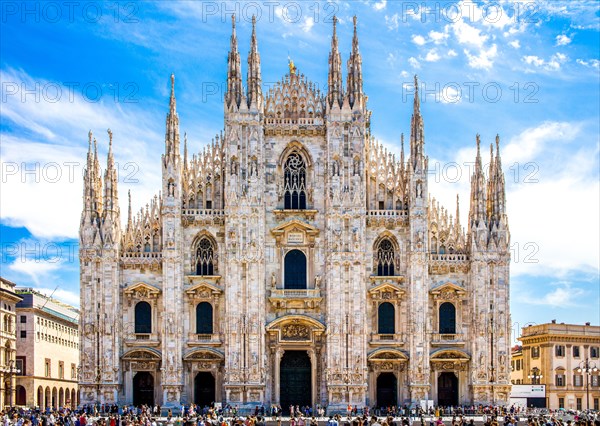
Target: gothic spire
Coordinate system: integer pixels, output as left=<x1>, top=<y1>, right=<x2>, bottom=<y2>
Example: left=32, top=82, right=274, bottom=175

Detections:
left=492, top=134, right=506, bottom=223
left=487, top=142, right=495, bottom=221
left=82, top=130, right=96, bottom=224
left=327, top=15, right=343, bottom=109
left=410, top=75, right=425, bottom=172
left=455, top=194, right=461, bottom=229
left=103, top=128, right=119, bottom=218
left=469, top=134, right=487, bottom=229
left=247, top=15, right=263, bottom=110
left=164, top=74, right=180, bottom=161
left=127, top=190, right=132, bottom=231
left=183, top=132, right=188, bottom=170
left=226, top=14, right=243, bottom=110
left=346, top=15, right=363, bottom=109
left=92, top=136, right=103, bottom=217
left=400, top=133, right=405, bottom=170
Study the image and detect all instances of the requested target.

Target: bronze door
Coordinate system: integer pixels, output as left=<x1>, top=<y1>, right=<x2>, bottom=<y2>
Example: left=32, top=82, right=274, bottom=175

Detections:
left=376, top=372, right=398, bottom=408
left=194, top=372, right=216, bottom=407
left=280, top=350, right=311, bottom=413
left=437, top=372, right=458, bottom=407
left=133, top=372, right=154, bottom=407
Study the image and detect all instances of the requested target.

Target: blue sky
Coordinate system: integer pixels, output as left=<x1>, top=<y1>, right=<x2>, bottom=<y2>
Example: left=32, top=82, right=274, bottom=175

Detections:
left=1, top=1, right=599, bottom=342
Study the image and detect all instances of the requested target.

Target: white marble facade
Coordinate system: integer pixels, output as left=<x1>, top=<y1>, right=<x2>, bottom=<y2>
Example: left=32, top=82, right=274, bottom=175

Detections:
left=79, top=16, right=511, bottom=410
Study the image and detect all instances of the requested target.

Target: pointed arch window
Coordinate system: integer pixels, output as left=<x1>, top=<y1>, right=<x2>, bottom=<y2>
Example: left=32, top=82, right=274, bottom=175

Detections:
left=195, top=238, right=215, bottom=276
left=439, top=302, right=456, bottom=334
left=378, top=302, right=395, bottom=334
left=284, top=152, right=307, bottom=210
left=134, top=302, right=152, bottom=334
left=196, top=302, right=213, bottom=334
left=376, top=239, right=395, bottom=276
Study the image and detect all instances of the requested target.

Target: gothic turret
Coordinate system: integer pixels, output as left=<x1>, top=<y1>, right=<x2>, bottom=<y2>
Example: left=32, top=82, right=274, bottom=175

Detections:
left=80, top=130, right=101, bottom=248
left=226, top=15, right=243, bottom=110
left=346, top=16, right=363, bottom=110
left=101, top=129, right=120, bottom=246
left=247, top=15, right=263, bottom=111
left=92, top=136, right=103, bottom=218
left=490, top=135, right=506, bottom=226
left=327, top=16, right=343, bottom=109
left=410, top=75, right=426, bottom=173
left=164, top=74, right=180, bottom=162
left=469, top=135, right=487, bottom=228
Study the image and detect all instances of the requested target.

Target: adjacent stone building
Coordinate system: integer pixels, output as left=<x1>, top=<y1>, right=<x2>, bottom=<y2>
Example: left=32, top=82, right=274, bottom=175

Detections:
left=517, top=322, right=600, bottom=410
left=15, top=288, right=80, bottom=408
left=78, top=16, right=511, bottom=410
left=0, top=277, right=22, bottom=409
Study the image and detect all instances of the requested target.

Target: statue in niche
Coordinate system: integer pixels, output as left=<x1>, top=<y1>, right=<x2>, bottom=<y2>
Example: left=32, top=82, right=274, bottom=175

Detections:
left=332, top=160, right=339, bottom=176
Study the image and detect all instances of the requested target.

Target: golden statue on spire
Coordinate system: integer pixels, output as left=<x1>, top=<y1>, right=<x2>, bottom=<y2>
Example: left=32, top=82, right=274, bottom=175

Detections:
left=288, top=55, right=297, bottom=75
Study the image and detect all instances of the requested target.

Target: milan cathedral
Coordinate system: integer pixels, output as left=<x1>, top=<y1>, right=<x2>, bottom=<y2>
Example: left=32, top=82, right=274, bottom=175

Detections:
left=78, top=16, right=511, bottom=411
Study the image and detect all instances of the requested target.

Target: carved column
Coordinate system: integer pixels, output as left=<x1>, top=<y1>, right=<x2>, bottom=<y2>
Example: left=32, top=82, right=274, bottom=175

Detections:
left=308, top=348, right=317, bottom=408
left=274, top=348, right=283, bottom=404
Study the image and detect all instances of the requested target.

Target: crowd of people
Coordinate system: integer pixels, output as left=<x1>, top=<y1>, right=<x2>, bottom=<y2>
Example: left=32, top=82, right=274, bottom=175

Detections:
left=0, top=405, right=599, bottom=426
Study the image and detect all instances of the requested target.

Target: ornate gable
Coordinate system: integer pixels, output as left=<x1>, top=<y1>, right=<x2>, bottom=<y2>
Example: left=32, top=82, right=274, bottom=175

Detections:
left=270, top=219, right=320, bottom=245
left=430, top=281, right=467, bottom=300
left=185, top=281, right=223, bottom=300
left=368, top=282, right=405, bottom=300
left=124, top=282, right=161, bottom=301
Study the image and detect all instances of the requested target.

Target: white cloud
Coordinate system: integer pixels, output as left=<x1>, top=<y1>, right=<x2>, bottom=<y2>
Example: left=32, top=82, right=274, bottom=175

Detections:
left=400, top=70, right=410, bottom=78
left=523, top=53, right=568, bottom=71
left=412, top=34, right=426, bottom=46
left=429, top=30, right=448, bottom=44
left=464, top=44, right=497, bottom=70
left=301, top=17, right=314, bottom=33
left=429, top=121, right=599, bottom=279
left=440, top=86, right=461, bottom=104
left=509, top=40, right=521, bottom=49
left=424, top=49, right=441, bottom=62
left=451, top=20, right=488, bottom=48
left=0, top=67, right=163, bottom=240
left=373, top=0, right=387, bottom=11
left=33, top=286, right=81, bottom=307
left=576, top=59, right=600, bottom=69
left=556, top=34, right=572, bottom=46
left=523, top=55, right=544, bottom=67
left=447, top=49, right=458, bottom=57
left=9, top=258, right=63, bottom=285
left=408, top=57, right=421, bottom=69
left=522, top=282, right=585, bottom=308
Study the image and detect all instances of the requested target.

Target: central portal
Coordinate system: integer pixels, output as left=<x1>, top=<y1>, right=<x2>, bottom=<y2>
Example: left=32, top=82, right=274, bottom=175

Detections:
left=376, top=372, right=397, bottom=408
left=437, top=372, right=458, bottom=407
left=194, top=372, right=216, bottom=408
left=133, top=372, right=154, bottom=407
left=280, top=350, right=312, bottom=413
